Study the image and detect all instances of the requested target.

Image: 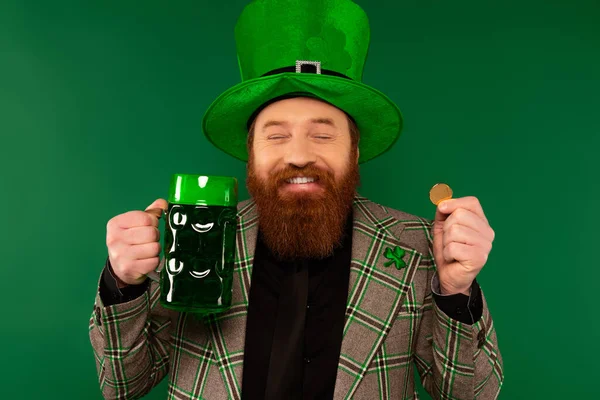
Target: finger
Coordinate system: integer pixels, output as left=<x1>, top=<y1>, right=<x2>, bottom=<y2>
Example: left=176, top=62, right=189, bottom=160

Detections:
left=129, top=257, right=161, bottom=276
left=438, top=196, right=488, bottom=223
left=432, top=221, right=445, bottom=267
left=443, top=242, right=476, bottom=263
left=443, top=223, right=493, bottom=252
left=129, top=241, right=162, bottom=260
left=444, top=208, right=494, bottom=242
left=108, top=241, right=160, bottom=270
left=121, top=226, right=160, bottom=245
left=145, top=208, right=164, bottom=219
left=116, top=257, right=161, bottom=283
left=145, top=198, right=168, bottom=213
left=434, top=205, right=451, bottom=224
left=114, top=210, right=159, bottom=229
left=443, top=242, right=488, bottom=267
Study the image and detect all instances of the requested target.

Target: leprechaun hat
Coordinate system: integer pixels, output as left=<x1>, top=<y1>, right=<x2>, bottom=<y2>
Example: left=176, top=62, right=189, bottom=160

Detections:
left=202, top=0, right=403, bottom=163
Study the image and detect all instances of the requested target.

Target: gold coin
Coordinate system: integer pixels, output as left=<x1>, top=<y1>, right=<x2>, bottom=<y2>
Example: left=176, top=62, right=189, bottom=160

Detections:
left=429, top=183, right=453, bottom=205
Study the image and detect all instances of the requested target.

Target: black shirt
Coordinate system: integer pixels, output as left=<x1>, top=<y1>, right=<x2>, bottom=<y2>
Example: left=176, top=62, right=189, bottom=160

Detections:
left=241, top=214, right=353, bottom=400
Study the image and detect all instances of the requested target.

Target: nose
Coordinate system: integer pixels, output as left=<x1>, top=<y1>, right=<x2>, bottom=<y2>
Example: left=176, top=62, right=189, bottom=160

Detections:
left=283, top=137, right=317, bottom=168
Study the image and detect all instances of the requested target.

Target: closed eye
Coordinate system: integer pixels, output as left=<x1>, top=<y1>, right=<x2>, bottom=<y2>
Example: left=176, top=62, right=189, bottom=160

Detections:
left=267, top=134, right=289, bottom=140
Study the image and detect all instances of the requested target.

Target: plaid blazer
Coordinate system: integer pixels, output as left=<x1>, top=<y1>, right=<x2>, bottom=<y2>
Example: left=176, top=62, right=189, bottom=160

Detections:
left=89, top=196, right=504, bottom=399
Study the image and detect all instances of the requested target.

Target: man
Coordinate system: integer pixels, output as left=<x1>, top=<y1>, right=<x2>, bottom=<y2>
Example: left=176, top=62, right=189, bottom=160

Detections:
left=89, top=1, right=503, bottom=399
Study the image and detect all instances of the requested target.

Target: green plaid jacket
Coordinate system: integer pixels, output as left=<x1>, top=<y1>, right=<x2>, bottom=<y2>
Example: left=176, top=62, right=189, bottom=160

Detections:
left=89, top=196, right=503, bottom=399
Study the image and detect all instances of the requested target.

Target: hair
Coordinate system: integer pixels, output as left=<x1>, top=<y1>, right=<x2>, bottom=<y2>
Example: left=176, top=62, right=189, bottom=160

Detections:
left=246, top=113, right=360, bottom=153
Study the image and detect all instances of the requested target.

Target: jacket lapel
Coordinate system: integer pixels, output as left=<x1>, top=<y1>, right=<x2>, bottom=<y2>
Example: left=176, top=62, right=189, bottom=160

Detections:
left=333, top=197, right=423, bottom=399
left=205, top=199, right=258, bottom=400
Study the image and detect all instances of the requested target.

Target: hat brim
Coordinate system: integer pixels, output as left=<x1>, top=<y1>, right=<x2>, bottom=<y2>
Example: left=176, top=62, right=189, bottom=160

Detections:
left=202, top=73, right=403, bottom=164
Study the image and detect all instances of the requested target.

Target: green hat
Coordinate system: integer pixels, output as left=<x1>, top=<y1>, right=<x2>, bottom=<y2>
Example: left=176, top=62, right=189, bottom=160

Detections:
left=202, top=0, right=403, bottom=164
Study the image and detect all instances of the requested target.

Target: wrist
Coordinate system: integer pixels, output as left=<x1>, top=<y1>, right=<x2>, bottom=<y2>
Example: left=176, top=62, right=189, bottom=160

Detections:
left=106, top=259, right=130, bottom=289
left=440, top=284, right=471, bottom=296
left=114, top=275, right=129, bottom=289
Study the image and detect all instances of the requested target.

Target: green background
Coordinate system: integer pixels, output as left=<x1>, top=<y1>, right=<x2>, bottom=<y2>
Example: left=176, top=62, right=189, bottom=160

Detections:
left=1, top=0, right=598, bottom=398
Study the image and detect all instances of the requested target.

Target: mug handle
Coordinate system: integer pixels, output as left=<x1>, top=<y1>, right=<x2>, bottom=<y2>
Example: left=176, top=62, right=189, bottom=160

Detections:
left=144, top=207, right=167, bottom=283
left=146, top=258, right=163, bottom=283
left=145, top=207, right=166, bottom=219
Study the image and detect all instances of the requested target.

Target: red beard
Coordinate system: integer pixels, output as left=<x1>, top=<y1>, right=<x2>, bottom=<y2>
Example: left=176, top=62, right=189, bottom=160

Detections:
left=246, top=149, right=360, bottom=261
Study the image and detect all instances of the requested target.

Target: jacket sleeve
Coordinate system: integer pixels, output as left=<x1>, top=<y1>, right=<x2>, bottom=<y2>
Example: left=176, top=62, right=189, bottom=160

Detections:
left=412, top=228, right=504, bottom=399
left=89, top=272, right=174, bottom=399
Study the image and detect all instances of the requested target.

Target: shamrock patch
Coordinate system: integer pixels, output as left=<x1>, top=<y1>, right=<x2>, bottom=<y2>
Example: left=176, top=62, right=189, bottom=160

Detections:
left=306, top=26, right=353, bottom=73
left=383, top=246, right=407, bottom=270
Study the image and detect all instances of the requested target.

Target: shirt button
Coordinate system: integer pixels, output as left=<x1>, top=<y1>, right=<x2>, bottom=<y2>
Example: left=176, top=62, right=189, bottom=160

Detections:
left=455, top=307, right=462, bottom=315
left=304, top=357, right=311, bottom=364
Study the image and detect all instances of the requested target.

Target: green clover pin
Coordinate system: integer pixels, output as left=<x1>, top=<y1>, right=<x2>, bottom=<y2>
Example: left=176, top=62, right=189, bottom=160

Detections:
left=384, top=246, right=406, bottom=270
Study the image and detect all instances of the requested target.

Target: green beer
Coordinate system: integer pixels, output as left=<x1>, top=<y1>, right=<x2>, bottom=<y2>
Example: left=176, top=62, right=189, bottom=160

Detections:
left=159, top=174, right=238, bottom=314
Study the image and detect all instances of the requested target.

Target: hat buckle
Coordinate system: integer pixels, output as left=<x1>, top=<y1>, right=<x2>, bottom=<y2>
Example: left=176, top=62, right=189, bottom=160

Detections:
left=295, top=60, right=322, bottom=74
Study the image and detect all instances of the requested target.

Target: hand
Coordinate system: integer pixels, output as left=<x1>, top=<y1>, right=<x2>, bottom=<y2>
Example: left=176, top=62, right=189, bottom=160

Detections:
left=432, top=196, right=495, bottom=295
left=106, top=198, right=168, bottom=286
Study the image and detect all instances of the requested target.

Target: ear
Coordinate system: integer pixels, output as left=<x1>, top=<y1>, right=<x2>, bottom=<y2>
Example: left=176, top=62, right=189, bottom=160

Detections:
left=355, top=147, right=360, bottom=164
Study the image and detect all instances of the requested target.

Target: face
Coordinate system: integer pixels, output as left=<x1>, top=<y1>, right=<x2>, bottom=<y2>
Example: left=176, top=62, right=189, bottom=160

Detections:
left=250, top=96, right=357, bottom=196
left=246, top=97, right=361, bottom=260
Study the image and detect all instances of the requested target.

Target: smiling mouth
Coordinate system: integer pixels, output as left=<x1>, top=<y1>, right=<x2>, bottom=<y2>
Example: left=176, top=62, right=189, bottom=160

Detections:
left=285, top=176, right=318, bottom=184
left=191, top=222, right=214, bottom=233
left=189, top=269, right=211, bottom=279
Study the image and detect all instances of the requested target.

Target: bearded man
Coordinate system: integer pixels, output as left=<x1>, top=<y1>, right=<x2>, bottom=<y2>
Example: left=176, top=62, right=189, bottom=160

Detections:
left=89, top=1, right=503, bottom=399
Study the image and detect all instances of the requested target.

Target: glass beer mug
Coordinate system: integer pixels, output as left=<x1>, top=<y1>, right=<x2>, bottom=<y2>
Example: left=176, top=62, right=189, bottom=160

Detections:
left=159, top=174, right=238, bottom=314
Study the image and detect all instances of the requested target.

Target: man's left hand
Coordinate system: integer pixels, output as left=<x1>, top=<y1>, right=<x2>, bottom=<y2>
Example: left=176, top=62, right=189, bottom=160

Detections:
left=432, top=196, right=495, bottom=296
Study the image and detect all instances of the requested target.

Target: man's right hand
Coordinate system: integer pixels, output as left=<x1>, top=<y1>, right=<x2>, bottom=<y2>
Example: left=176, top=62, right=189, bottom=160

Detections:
left=106, top=198, right=168, bottom=286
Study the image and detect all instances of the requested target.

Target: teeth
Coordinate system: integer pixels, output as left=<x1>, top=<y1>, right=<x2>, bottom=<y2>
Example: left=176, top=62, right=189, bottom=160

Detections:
left=286, top=177, right=316, bottom=184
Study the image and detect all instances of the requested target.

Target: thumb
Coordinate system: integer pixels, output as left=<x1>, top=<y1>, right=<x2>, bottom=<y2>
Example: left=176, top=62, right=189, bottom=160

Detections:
left=434, top=200, right=452, bottom=224
left=432, top=203, right=449, bottom=263
left=145, top=198, right=168, bottom=219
